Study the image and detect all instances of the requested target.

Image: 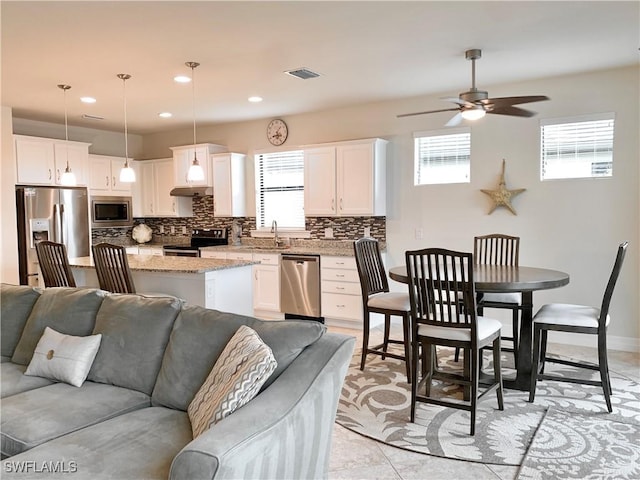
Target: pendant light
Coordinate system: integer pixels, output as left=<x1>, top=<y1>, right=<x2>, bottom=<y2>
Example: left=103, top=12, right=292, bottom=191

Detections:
left=186, top=61, right=205, bottom=182
left=117, top=73, right=136, bottom=183
left=57, top=84, right=77, bottom=186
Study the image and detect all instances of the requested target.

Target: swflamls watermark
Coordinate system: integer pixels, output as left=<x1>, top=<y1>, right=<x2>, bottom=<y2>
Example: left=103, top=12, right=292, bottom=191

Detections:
left=4, top=460, right=78, bottom=474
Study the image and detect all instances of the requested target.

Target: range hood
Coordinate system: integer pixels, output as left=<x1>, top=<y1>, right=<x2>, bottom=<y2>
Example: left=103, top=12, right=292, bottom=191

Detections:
left=169, top=186, right=213, bottom=197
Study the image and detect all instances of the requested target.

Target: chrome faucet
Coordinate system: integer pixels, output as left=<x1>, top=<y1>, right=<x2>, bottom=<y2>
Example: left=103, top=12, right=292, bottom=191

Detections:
left=271, top=220, right=280, bottom=247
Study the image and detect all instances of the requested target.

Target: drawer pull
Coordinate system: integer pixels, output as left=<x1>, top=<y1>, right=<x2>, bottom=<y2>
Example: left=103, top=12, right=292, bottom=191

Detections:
left=336, top=274, right=345, bottom=278
left=337, top=304, right=345, bottom=308
left=336, top=286, right=345, bottom=290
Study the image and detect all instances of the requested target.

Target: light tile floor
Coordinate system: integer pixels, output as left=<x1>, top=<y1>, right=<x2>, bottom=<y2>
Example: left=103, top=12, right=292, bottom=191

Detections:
left=327, top=324, right=640, bottom=480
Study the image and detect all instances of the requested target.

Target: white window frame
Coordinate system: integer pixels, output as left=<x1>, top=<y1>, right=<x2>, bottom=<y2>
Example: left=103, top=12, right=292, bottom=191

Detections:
left=540, top=112, right=615, bottom=181
left=254, top=149, right=305, bottom=231
left=414, top=128, right=471, bottom=185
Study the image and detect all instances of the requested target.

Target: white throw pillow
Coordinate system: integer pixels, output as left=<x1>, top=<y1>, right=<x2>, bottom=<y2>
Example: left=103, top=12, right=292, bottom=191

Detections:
left=24, top=327, right=102, bottom=387
left=188, top=325, right=277, bottom=438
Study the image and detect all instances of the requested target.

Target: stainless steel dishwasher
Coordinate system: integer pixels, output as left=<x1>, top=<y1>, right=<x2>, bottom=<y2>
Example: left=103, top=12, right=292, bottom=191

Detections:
left=280, top=254, right=323, bottom=322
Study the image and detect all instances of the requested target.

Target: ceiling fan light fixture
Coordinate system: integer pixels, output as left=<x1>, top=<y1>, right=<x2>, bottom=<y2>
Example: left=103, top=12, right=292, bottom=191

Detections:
left=461, top=107, right=486, bottom=121
left=117, top=73, right=136, bottom=183
left=57, top=84, right=76, bottom=186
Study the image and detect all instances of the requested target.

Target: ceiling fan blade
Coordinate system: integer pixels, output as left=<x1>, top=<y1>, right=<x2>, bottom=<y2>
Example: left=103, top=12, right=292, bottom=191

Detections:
left=397, top=107, right=460, bottom=118
left=488, top=105, right=537, bottom=117
left=445, top=112, right=463, bottom=127
left=441, top=96, right=473, bottom=107
left=484, top=95, right=549, bottom=108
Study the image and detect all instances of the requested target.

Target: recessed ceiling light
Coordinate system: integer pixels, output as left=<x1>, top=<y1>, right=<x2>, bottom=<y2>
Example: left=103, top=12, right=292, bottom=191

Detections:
left=159, top=112, right=172, bottom=118
left=248, top=96, right=263, bottom=103
left=174, top=75, right=191, bottom=83
left=80, top=97, right=96, bottom=104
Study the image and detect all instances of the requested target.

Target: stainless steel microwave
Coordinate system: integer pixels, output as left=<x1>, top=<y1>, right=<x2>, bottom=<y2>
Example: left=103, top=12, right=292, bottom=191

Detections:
left=91, top=196, right=133, bottom=228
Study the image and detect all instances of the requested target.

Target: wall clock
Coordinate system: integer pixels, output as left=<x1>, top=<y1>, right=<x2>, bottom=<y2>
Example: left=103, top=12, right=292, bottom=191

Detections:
left=267, top=119, right=288, bottom=146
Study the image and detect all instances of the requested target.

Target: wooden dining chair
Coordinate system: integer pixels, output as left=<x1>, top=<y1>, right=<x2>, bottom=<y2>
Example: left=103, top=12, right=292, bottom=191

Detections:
left=468, top=234, right=526, bottom=367
left=35, top=241, right=76, bottom=287
left=405, top=247, right=503, bottom=436
left=354, top=237, right=412, bottom=383
left=92, top=243, right=136, bottom=294
left=529, top=242, right=628, bottom=412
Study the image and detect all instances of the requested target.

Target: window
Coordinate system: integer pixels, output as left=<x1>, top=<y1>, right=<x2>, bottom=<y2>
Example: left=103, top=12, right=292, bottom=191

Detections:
left=255, top=150, right=305, bottom=229
left=540, top=113, right=615, bottom=180
left=414, top=128, right=471, bottom=185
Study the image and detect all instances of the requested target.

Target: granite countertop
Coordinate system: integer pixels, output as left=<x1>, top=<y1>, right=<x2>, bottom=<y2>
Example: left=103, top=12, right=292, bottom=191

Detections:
left=69, top=255, right=257, bottom=274
left=199, top=240, right=374, bottom=257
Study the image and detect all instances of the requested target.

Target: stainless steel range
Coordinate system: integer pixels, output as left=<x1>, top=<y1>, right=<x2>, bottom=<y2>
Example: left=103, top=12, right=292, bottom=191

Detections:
left=163, top=228, right=228, bottom=257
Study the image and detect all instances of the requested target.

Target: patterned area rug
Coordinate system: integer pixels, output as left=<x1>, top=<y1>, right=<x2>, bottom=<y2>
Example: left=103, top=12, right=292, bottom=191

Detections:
left=336, top=349, right=640, bottom=466
left=517, top=408, right=640, bottom=479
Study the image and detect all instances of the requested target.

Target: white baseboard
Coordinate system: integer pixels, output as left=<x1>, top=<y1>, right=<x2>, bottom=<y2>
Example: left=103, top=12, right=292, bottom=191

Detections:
left=545, top=331, right=640, bottom=353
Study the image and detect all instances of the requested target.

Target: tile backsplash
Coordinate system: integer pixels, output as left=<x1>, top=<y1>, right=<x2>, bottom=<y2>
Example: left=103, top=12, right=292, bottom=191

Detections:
left=92, top=195, right=385, bottom=244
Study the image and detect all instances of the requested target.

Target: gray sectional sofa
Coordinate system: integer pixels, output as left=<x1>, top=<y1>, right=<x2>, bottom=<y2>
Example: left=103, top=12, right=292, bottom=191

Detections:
left=0, top=284, right=355, bottom=479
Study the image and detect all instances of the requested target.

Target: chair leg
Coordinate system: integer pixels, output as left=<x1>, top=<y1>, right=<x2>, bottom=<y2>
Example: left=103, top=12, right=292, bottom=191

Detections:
left=529, top=326, right=542, bottom=403
left=511, top=309, right=519, bottom=369
left=539, top=330, right=548, bottom=374
left=425, top=344, right=434, bottom=397
left=598, top=333, right=613, bottom=413
left=402, top=313, right=411, bottom=384
left=410, top=335, right=420, bottom=423
left=492, top=336, right=504, bottom=410
left=470, top=347, right=479, bottom=436
left=360, top=311, right=370, bottom=371
left=454, top=347, right=461, bottom=362
left=382, top=314, right=391, bottom=359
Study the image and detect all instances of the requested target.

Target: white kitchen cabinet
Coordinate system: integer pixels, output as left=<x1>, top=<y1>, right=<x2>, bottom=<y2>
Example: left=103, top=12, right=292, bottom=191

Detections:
left=200, top=250, right=228, bottom=260
left=138, top=246, right=163, bottom=256
left=125, top=246, right=139, bottom=255
left=138, top=158, right=192, bottom=217
left=211, top=153, right=246, bottom=217
left=171, top=143, right=227, bottom=188
left=15, top=135, right=90, bottom=186
left=253, top=253, right=280, bottom=314
left=321, top=255, right=362, bottom=325
left=304, top=138, right=387, bottom=216
left=89, top=155, right=132, bottom=195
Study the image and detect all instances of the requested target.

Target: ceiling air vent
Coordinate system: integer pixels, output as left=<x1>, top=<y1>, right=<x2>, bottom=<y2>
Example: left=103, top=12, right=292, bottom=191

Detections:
left=284, top=67, right=320, bottom=80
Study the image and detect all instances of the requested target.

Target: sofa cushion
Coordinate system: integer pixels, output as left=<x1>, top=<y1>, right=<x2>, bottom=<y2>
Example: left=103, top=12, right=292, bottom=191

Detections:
left=0, top=362, right=54, bottom=398
left=152, top=306, right=325, bottom=411
left=188, top=325, right=277, bottom=438
left=0, top=382, right=150, bottom=457
left=1, top=284, right=41, bottom=358
left=0, top=407, right=191, bottom=479
left=25, top=327, right=102, bottom=387
left=87, top=294, right=182, bottom=395
left=11, top=288, right=106, bottom=366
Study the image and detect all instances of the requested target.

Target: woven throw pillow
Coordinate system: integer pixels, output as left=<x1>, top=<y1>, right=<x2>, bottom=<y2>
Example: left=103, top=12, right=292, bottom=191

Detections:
left=188, top=325, right=277, bottom=438
left=25, top=327, right=102, bottom=387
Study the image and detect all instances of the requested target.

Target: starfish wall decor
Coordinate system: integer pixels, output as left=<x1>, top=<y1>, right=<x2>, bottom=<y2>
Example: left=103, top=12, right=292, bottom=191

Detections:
left=480, top=159, right=526, bottom=215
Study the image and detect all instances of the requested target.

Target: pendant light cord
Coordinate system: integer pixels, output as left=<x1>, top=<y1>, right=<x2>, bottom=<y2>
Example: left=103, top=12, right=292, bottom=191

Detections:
left=186, top=62, right=200, bottom=166
left=122, top=76, right=129, bottom=166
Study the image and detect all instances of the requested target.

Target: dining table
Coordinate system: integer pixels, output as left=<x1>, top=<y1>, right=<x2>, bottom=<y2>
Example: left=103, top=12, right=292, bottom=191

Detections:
left=388, top=264, right=570, bottom=391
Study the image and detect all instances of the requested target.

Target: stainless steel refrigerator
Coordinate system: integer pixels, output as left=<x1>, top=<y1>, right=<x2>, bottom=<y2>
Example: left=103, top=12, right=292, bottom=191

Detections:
left=16, top=186, right=90, bottom=286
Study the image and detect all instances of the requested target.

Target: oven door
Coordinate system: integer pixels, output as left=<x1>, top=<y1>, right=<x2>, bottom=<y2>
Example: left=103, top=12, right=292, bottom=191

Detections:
left=163, top=247, right=199, bottom=257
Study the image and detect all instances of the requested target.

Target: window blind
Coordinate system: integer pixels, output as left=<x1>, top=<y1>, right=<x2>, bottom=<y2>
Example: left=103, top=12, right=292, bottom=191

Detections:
left=414, top=129, right=471, bottom=185
left=255, top=150, right=305, bottom=229
left=540, top=114, right=614, bottom=180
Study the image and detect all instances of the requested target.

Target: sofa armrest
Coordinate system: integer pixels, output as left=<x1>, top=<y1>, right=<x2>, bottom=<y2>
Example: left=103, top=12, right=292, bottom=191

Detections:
left=169, top=332, right=355, bottom=480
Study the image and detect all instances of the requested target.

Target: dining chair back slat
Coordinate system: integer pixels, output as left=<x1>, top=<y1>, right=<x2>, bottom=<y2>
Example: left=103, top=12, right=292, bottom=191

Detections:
left=599, top=242, right=628, bottom=329
left=474, top=234, right=519, bottom=266
left=35, top=241, right=76, bottom=287
left=92, top=243, right=136, bottom=294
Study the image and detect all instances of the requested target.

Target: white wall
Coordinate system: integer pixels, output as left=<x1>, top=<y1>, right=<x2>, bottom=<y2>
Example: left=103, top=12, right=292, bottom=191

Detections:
left=143, top=65, right=640, bottom=351
left=1, top=106, right=19, bottom=283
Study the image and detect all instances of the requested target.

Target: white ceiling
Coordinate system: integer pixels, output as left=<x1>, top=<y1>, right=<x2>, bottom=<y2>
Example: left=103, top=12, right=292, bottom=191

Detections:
left=2, top=1, right=638, bottom=135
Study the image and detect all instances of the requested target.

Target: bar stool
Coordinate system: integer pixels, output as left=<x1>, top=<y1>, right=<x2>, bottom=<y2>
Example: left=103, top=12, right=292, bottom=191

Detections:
left=35, top=241, right=76, bottom=287
left=354, top=237, right=412, bottom=383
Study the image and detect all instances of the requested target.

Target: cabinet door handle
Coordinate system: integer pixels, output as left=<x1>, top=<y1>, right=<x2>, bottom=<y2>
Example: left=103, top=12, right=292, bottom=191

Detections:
left=112, top=176, right=116, bottom=188
left=331, top=198, right=335, bottom=210
left=56, top=169, right=60, bottom=182
left=48, top=169, right=52, bottom=180
left=172, top=202, right=176, bottom=212
left=106, top=176, right=109, bottom=187
left=340, top=198, right=343, bottom=210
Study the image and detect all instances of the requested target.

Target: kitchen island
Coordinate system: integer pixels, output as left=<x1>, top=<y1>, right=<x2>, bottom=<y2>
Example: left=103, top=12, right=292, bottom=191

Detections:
left=69, top=255, right=257, bottom=316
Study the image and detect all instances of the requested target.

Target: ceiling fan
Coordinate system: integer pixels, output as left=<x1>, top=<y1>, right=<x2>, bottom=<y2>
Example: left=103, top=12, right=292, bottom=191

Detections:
left=397, top=49, right=549, bottom=126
